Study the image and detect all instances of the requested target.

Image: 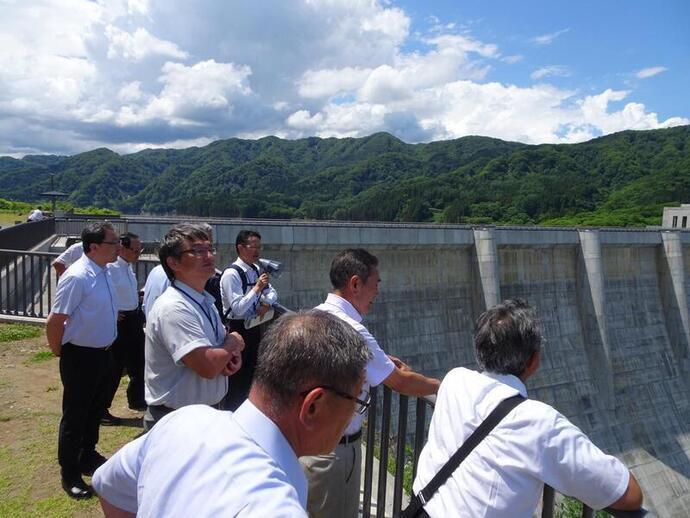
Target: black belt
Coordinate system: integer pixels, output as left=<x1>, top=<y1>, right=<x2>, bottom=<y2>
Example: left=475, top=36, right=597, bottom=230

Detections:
left=339, top=429, right=362, bottom=445
left=120, top=308, right=141, bottom=315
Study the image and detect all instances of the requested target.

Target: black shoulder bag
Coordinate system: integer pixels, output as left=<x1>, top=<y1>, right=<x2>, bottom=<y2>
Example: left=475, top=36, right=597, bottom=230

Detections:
left=400, top=394, right=526, bottom=518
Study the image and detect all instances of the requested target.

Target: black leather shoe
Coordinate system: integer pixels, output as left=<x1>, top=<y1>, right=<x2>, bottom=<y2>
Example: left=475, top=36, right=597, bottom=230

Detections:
left=61, top=475, right=93, bottom=499
left=101, top=410, right=122, bottom=426
left=80, top=450, right=107, bottom=476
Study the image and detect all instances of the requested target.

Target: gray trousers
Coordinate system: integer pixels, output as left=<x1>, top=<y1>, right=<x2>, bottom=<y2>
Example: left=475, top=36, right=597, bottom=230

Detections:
left=300, top=437, right=362, bottom=518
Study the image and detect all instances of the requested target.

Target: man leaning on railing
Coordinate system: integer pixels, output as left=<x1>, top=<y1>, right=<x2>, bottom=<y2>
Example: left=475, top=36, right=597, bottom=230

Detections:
left=300, top=248, right=441, bottom=518
left=409, top=299, right=643, bottom=518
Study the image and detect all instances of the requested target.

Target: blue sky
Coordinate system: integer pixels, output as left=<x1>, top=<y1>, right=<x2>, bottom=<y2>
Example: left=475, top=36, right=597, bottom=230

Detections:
left=398, top=0, right=689, bottom=121
left=0, top=0, right=687, bottom=157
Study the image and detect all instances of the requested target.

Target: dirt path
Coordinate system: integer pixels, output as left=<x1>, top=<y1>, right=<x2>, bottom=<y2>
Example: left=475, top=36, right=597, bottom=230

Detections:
left=0, top=331, right=143, bottom=518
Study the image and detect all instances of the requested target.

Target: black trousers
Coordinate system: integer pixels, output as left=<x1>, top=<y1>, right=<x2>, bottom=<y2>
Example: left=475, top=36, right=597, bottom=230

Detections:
left=104, top=309, right=146, bottom=410
left=223, top=320, right=262, bottom=411
left=58, top=343, right=111, bottom=477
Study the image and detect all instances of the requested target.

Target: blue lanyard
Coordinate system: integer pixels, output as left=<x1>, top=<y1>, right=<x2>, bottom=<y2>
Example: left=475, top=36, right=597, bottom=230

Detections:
left=172, top=282, right=221, bottom=343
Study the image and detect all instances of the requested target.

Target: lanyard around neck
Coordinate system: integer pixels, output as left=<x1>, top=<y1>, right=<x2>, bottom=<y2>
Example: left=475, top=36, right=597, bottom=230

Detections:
left=172, top=281, right=221, bottom=343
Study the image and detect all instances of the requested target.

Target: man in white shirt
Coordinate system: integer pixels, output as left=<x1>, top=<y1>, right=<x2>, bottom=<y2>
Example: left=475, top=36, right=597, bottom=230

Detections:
left=45, top=222, right=120, bottom=500
left=92, top=310, right=371, bottom=517
left=143, top=223, right=244, bottom=430
left=27, top=206, right=44, bottom=221
left=52, top=240, right=85, bottom=277
left=220, top=229, right=278, bottom=410
left=141, top=264, right=168, bottom=320
left=412, top=299, right=643, bottom=517
left=301, top=248, right=441, bottom=518
left=103, top=232, right=146, bottom=423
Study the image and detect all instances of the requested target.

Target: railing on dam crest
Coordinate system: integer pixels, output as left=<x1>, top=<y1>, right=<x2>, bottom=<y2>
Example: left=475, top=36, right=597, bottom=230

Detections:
left=0, top=247, right=649, bottom=518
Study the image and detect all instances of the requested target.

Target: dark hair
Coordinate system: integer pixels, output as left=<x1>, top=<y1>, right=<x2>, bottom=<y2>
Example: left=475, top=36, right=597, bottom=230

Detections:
left=158, top=223, right=211, bottom=280
left=235, top=230, right=261, bottom=254
left=474, top=299, right=543, bottom=376
left=81, top=222, right=115, bottom=254
left=254, top=310, right=371, bottom=411
left=329, top=248, right=378, bottom=290
left=119, top=232, right=139, bottom=249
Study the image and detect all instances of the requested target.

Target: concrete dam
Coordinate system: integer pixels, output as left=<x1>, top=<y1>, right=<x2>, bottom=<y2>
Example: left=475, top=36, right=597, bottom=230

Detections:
left=70, top=218, right=690, bottom=515
left=6, top=216, right=672, bottom=517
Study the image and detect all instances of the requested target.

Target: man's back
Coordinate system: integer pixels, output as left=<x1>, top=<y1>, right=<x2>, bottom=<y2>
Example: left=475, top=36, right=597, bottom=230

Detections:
left=413, top=367, right=629, bottom=517
left=92, top=403, right=307, bottom=517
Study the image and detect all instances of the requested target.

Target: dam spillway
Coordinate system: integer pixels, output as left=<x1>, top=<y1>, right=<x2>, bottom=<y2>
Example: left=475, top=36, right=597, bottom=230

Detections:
left=88, top=218, right=690, bottom=515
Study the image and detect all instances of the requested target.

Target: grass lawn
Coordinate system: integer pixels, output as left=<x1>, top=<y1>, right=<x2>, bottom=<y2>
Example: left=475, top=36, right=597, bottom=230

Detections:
left=0, top=324, right=143, bottom=518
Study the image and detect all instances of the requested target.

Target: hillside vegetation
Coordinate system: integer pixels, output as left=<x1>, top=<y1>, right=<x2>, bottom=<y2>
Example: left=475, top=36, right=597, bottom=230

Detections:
left=1, top=126, right=689, bottom=227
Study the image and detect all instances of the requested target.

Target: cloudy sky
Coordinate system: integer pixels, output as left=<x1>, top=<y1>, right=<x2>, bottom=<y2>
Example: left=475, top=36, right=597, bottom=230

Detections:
left=1, top=0, right=688, bottom=157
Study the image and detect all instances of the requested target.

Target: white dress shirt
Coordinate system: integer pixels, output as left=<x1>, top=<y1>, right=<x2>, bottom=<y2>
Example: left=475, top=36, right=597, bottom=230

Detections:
left=52, top=255, right=118, bottom=348
left=220, top=258, right=278, bottom=320
left=92, top=401, right=307, bottom=517
left=54, top=241, right=84, bottom=268
left=107, top=256, right=139, bottom=311
left=413, top=367, right=629, bottom=517
left=28, top=209, right=44, bottom=221
left=142, top=264, right=170, bottom=319
left=144, top=280, right=227, bottom=409
left=315, top=293, right=394, bottom=435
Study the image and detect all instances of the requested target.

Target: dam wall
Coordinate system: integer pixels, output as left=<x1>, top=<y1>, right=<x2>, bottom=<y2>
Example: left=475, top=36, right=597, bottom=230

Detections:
left=125, top=218, right=690, bottom=516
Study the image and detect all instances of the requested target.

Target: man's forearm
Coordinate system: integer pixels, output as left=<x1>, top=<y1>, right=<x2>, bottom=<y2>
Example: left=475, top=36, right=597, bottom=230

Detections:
left=45, top=313, right=66, bottom=355
left=384, top=368, right=440, bottom=397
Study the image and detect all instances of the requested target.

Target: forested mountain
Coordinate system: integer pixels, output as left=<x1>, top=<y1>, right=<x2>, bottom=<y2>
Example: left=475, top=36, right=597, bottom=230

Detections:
left=1, top=126, right=689, bottom=226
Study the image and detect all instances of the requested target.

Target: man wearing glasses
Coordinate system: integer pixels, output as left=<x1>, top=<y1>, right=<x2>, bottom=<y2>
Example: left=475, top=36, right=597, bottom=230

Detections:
left=46, top=222, right=121, bottom=500
left=301, top=248, right=441, bottom=518
left=102, top=232, right=147, bottom=425
left=93, top=311, right=371, bottom=517
left=220, top=229, right=278, bottom=410
left=143, top=223, right=244, bottom=431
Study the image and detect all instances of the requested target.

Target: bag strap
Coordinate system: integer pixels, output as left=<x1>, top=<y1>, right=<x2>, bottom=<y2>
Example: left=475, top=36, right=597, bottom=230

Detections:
left=228, top=264, right=249, bottom=293
left=401, top=394, right=526, bottom=518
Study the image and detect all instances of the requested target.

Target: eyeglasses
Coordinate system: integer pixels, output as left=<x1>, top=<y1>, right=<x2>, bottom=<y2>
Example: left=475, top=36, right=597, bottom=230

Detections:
left=300, top=386, right=371, bottom=415
left=180, top=247, right=216, bottom=258
left=242, top=244, right=262, bottom=251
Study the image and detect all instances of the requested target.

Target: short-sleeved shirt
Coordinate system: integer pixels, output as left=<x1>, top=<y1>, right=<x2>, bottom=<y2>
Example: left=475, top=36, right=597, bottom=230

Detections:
left=315, top=293, right=395, bottom=435
left=413, top=368, right=629, bottom=517
left=54, top=241, right=84, bottom=268
left=220, top=258, right=278, bottom=319
left=142, top=264, right=170, bottom=320
left=51, top=254, right=118, bottom=348
left=107, top=256, right=139, bottom=311
left=92, top=401, right=308, bottom=517
left=144, top=280, right=227, bottom=409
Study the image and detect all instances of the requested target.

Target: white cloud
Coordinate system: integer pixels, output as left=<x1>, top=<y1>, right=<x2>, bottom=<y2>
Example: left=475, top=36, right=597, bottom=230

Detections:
left=636, top=66, right=667, bottom=79
left=0, top=1, right=686, bottom=156
left=118, top=81, right=144, bottom=103
left=502, top=55, right=523, bottom=64
left=531, top=28, right=570, bottom=45
left=105, top=26, right=188, bottom=61
left=531, top=65, right=571, bottom=80
left=118, top=60, right=253, bottom=126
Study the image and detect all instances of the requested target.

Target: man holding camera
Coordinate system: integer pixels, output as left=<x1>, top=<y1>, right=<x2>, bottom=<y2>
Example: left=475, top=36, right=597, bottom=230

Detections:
left=220, top=229, right=278, bottom=410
